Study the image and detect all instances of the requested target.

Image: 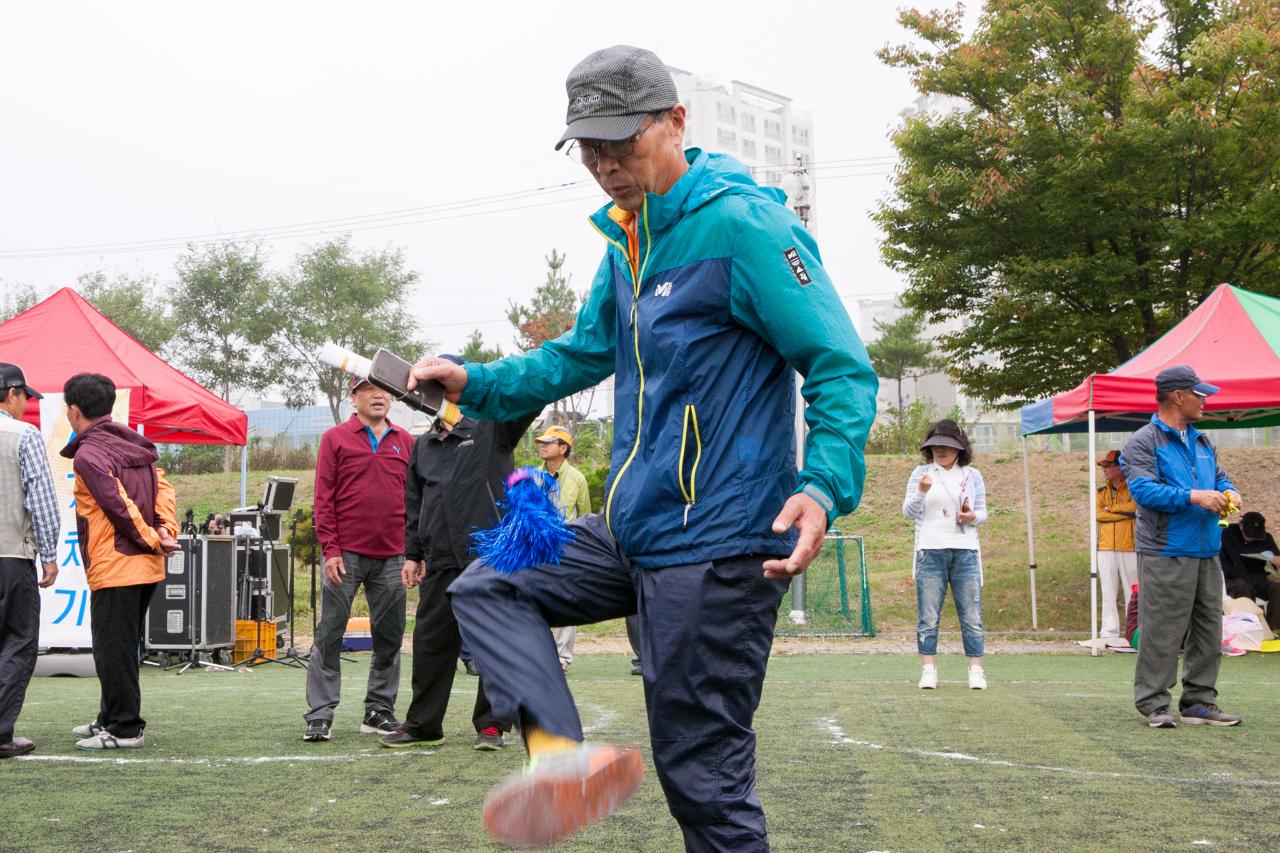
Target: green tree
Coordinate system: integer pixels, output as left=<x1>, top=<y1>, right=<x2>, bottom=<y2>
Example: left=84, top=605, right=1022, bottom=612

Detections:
left=0, top=282, right=39, bottom=322
left=877, top=0, right=1280, bottom=403
left=270, top=236, right=428, bottom=424
left=459, top=329, right=504, bottom=363
left=170, top=241, right=277, bottom=402
left=866, top=311, right=940, bottom=452
left=78, top=271, right=175, bottom=355
left=507, top=250, right=593, bottom=430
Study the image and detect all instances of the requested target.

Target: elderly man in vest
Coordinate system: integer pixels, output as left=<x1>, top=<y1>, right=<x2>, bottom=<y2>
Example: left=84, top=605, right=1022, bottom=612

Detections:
left=0, top=364, right=59, bottom=758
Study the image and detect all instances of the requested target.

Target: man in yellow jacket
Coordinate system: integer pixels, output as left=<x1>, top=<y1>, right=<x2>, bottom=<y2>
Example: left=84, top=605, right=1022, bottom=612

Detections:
left=536, top=426, right=592, bottom=672
left=1097, top=450, right=1138, bottom=641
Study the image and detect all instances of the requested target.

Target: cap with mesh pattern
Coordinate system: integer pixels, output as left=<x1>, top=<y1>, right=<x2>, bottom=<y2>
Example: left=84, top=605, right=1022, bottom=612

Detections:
left=555, top=45, right=678, bottom=150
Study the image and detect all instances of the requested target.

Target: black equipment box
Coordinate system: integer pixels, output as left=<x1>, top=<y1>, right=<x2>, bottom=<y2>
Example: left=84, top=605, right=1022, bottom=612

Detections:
left=146, top=536, right=237, bottom=651
left=235, top=539, right=291, bottom=623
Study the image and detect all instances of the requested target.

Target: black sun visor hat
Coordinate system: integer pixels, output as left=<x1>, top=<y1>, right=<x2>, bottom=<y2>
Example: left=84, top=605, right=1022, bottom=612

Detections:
left=920, top=434, right=965, bottom=452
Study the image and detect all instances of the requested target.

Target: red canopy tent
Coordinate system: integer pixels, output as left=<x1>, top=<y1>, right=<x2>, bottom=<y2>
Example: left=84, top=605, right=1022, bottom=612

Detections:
left=0, top=287, right=247, bottom=445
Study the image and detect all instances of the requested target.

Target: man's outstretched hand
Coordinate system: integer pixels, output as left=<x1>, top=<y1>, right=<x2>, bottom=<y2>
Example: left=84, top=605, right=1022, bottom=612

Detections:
left=408, top=356, right=469, bottom=402
left=763, top=492, right=829, bottom=580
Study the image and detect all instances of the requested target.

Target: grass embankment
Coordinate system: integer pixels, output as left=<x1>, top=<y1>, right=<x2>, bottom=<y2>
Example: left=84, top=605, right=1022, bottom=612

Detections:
left=168, top=447, right=1280, bottom=635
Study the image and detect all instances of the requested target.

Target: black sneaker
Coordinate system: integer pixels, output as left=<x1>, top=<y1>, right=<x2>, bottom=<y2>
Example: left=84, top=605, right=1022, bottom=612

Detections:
left=464, top=659, right=480, bottom=677
left=1146, top=708, right=1176, bottom=729
left=303, top=719, right=332, bottom=742
left=630, top=662, right=642, bottom=677
left=474, top=727, right=505, bottom=751
left=380, top=727, right=443, bottom=748
left=361, top=710, right=400, bottom=735
left=1179, top=704, right=1242, bottom=726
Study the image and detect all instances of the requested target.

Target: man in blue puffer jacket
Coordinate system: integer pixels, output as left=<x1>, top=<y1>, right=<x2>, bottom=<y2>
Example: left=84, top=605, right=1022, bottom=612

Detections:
left=1120, top=365, right=1242, bottom=730
left=411, top=45, right=877, bottom=852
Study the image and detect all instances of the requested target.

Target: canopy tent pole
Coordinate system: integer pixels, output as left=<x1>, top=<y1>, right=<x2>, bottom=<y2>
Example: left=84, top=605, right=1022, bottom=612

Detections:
left=1088, top=411, right=1099, bottom=657
left=1021, top=435, right=1038, bottom=630
left=240, top=445, right=248, bottom=507
left=788, top=373, right=808, bottom=625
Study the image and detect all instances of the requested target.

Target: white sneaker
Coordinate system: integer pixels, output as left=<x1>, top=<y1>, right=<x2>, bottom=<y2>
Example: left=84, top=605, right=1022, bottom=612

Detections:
left=75, top=732, right=145, bottom=750
left=968, top=667, right=987, bottom=690
left=918, top=666, right=938, bottom=689
left=71, top=720, right=103, bottom=738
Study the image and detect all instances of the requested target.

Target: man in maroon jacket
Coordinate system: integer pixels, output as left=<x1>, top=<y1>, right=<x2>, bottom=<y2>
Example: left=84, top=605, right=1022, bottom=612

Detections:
left=304, top=377, right=410, bottom=742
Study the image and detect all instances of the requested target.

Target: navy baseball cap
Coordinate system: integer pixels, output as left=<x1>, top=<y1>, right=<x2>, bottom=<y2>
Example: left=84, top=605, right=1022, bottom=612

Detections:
left=0, top=363, right=42, bottom=399
left=1154, top=365, right=1219, bottom=397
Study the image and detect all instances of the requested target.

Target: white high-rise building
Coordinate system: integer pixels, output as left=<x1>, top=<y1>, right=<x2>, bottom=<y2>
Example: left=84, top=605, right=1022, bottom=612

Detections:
left=668, top=67, right=816, bottom=225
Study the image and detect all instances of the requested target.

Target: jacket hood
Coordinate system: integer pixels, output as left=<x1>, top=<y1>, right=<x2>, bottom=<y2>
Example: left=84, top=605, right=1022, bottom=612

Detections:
left=61, top=417, right=159, bottom=466
left=589, top=149, right=786, bottom=238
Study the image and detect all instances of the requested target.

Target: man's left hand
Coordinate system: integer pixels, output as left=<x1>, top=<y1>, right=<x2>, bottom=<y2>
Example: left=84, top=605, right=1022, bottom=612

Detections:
left=763, top=492, right=828, bottom=580
left=39, top=562, right=57, bottom=588
left=156, top=528, right=180, bottom=556
left=1227, top=490, right=1243, bottom=512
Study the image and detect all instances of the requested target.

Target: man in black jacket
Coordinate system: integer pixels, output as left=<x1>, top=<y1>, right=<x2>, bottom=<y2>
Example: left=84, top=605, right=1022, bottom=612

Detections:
left=1220, top=511, right=1280, bottom=634
left=382, top=362, right=537, bottom=750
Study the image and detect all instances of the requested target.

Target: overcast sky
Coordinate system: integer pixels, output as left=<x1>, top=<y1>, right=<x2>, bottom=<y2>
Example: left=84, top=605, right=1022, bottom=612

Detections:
left=0, top=1, right=933, bottom=356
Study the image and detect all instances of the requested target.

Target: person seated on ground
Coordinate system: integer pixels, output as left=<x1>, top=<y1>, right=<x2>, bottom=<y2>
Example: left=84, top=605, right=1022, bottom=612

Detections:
left=1220, top=511, right=1280, bottom=635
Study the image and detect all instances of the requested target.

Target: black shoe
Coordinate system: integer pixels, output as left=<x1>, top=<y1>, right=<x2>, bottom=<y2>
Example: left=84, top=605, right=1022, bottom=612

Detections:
left=464, top=659, right=480, bottom=677
left=0, top=737, right=35, bottom=758
left=380, top=728, right=443, bottom=748
left=630, top=661, right=642, bottom=676
left=361, top=710, right=400, bottom=735
left=303, top=719, right=332, bottom=742
left=474, top=727, right=505, bottom=751
left=1146, top=708, right=1176, bottom=729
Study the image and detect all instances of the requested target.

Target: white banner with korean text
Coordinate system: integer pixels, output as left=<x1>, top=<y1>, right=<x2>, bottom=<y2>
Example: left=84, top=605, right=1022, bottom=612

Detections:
left=37, top=390, right=130, bottom=650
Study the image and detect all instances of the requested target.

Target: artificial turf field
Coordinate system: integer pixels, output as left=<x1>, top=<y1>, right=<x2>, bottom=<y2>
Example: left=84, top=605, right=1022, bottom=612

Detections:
left=4, top=652, right=1279, bottom=853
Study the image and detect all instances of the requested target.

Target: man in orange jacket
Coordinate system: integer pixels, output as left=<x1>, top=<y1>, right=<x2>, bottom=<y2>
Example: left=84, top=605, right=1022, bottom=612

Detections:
left=60, top=373, right=178, bottom=750
left=1097, top=450, right=1138, bottom=641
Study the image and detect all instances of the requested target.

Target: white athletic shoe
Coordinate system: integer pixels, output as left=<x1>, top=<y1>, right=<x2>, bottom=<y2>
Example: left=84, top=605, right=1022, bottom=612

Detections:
left=968, top=667, right=987, bottom=690
left=918, top=666, right=938, bottom=689
left=76, top=732, right=145, bottom=750
left=71, top=720, right=104, bottom=738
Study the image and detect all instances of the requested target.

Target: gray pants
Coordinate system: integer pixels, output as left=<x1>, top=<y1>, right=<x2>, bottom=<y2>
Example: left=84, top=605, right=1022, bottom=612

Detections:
left=1134, top=554, right=1223, bottom=716
left=305, top=551, right=405, bottom=723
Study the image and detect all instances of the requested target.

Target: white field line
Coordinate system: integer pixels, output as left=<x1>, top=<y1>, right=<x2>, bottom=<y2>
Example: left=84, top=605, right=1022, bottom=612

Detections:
left=19, top=749, right=437, bottom=766
left=817, top=718, right=1280, bottom=788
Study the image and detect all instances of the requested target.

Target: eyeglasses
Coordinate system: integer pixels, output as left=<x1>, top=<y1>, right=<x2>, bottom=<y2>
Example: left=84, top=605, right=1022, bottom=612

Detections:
left=566, top=115, right=659, bottom=166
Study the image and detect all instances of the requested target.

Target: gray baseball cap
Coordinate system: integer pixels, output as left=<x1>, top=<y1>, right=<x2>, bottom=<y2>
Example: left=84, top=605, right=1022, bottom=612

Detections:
left=555, top=45, right=679, bottom=151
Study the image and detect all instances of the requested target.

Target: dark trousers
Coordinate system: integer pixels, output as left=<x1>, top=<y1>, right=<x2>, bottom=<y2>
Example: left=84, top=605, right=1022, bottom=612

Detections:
left=403, top=566, right=504, bottom=740
left=89, top=582, right=158, bottom=738
left=0, top=557, right=40, bottom=743
left=1225, top=576, right=1280, bottom=631
left=449, top=513, right=788, bottom=853
left=1134, top=555, right=1223, bottom=715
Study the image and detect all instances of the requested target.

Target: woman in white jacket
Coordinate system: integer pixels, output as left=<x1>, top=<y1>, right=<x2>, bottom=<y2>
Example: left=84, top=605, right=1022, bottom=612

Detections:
left=902, top=419, right=989, bottom=690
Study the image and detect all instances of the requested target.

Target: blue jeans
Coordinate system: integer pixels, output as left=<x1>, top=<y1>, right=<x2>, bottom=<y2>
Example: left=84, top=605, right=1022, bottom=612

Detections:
left=915, top=548, right=984, bottom=657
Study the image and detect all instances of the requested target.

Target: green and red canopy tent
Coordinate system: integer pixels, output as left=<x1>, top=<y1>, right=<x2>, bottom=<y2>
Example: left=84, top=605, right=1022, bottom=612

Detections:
left=1015, top=284, right=1280, bottom=646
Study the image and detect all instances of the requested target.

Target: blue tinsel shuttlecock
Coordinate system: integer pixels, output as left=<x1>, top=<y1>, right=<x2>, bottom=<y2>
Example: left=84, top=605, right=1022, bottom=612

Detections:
left=472, top=467, right=575, bottom=574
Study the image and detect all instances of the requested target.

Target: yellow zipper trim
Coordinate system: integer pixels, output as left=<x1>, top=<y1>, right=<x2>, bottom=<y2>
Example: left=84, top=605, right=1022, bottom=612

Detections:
left=679, top=403, right=703, bottom=528
left=604, top=198, right=654, bottom=532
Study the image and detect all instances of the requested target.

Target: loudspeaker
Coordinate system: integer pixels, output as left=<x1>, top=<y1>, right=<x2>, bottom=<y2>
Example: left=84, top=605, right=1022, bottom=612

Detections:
left=146, top=535, right=237, bottom=651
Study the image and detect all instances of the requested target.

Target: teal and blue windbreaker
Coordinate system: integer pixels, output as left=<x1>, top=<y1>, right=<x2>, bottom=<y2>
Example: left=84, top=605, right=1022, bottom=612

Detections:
left=460, top=149, right=878, bottom=568
left=1120, top=415, right=1237, bottom=558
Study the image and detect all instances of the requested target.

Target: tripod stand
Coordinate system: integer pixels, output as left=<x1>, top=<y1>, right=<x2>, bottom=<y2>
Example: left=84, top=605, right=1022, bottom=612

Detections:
left=236, top=535, right=302, bottom=669
left=276, top=512, right=309, bottom=667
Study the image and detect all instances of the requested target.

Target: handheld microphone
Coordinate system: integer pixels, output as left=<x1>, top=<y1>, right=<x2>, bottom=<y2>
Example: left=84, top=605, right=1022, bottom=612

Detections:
left=318, top=342, right=463, bottom=427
